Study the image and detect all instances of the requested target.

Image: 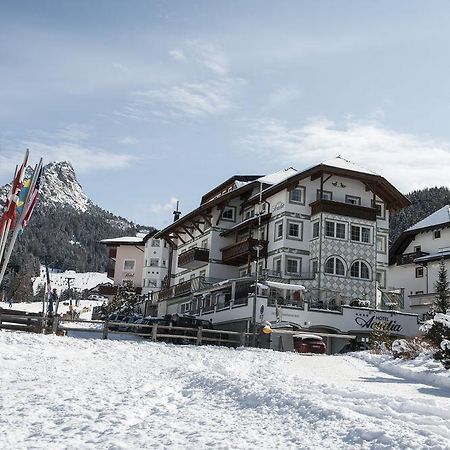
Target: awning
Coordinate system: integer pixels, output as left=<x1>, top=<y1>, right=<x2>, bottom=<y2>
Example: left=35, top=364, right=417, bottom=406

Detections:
left=261, top=281, right=306, bottom=291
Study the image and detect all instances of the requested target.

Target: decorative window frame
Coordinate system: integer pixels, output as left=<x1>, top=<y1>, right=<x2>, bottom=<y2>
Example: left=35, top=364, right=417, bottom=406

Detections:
left=350, top=260, right=372, bottom=280
left=222, top=205, right=237, bottom=222
left=286, top=220, right=303, bottom=241
left=324, top=256, right=346, bottom=277
left=285, top=257, right=302, bottom=275
left=376, top=234, right=387, bottom=254
left=324, top=220, right=347, bottom=240
left=274, top=219, right=284, bottom=241
left=288, top=186, right=306, bottom=205
left=345, top=195, right=361, bottom=205
left=350, top=224, right=372, bottom=244
left=317, top=189, right=333, bottom=201
left=123, top=259, right=136, bottom=271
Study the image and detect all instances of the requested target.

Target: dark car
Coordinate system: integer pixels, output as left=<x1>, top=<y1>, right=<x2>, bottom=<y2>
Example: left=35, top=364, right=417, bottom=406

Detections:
left=118, top=315, right=143, bottom=332
left=107, top=313, right=127, bottom=331
left=134, top=317, right=164, bottom=336
left=293, top=334, right=326, bottom=354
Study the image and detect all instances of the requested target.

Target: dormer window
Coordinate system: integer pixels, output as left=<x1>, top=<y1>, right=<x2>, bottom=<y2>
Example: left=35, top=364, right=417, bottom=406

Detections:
left=289, top=186, right=306, bottom=205
left=434, top=230, right=441, bottom=239
left=222, top=206, right=236, bottom=222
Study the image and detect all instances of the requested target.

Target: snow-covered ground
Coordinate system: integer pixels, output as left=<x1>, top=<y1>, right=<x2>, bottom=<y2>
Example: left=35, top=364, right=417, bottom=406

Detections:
left=0, top=300, right=104, bottom=320
left=1, top=333, right=450, bottom=449
left=32, top=267, right=112, bottom=297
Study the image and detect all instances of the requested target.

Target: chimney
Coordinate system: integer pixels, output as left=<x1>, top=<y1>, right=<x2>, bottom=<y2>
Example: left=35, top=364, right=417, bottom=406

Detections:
left=173, top=201, right=181, bottom=222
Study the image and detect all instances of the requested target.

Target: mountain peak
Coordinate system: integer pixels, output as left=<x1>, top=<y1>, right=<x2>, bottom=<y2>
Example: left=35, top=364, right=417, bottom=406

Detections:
left=40, top=161, right=90, bottom=212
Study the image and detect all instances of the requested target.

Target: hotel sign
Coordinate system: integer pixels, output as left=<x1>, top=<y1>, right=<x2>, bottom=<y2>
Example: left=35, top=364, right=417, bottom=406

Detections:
left=355, top=314, right=403, bottom=333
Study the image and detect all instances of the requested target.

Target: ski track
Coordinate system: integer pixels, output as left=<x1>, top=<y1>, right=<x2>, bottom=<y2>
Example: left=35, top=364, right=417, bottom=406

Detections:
left=1, top=332, right=450, bottom=450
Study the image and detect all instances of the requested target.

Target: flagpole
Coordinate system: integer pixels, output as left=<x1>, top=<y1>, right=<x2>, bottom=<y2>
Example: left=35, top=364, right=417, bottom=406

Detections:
left=0, top=166, right=19, bottom=263
left=0, top=157, right=40, bottom=288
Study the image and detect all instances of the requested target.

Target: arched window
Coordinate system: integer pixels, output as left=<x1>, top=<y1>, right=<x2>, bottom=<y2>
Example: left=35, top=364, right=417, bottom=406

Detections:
left=350, top=261, right=370, bottom=279
left=324, top=257, right=345, bottom=276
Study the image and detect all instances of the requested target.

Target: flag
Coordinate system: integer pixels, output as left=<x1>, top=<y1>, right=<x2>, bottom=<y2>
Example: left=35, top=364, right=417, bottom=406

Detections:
left=21, top=165, right=42, bottom=230
left=0, top=152, right=28, bottom=233
left=16, top=174, right=33, bottom=216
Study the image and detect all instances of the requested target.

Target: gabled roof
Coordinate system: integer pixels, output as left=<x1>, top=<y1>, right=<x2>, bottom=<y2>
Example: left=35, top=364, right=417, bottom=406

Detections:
left=389, top=205, right=450, bottom=265
left=245, top=156, right=410, bottom=211
left=200, top=175, right=262, bottom=205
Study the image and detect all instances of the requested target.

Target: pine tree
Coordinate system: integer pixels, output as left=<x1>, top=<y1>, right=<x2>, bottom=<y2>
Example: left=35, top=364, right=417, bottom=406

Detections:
left=434, top=260, right=450, bottom=314
left=106, top=281, right=139, bottom=315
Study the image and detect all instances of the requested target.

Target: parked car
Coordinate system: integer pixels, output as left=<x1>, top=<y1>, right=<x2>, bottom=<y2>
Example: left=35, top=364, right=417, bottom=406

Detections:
left=134, top=317, right=164, bottom=336
left=118, top=315, right=142, bottom=332
left=107, top=312, right=127, bottom=331
left=293, top=334, right=326, bottom=354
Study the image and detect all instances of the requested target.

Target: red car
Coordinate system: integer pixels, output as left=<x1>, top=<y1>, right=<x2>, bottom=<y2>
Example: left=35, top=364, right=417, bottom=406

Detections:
left=293, top=334, right=326, bottom=354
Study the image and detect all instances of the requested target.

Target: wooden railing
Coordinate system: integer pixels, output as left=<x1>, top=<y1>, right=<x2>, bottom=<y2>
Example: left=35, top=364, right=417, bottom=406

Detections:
left=396, top=251, right=429, bottom=266
left=178, top=247, right=210, bottom=268
left=221, top=238, right=268, bottom=266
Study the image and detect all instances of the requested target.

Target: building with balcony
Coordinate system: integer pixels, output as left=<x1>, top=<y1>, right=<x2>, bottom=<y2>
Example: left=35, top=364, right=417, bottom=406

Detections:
left=388, top=205, right=450, bottom=318
left=149, top=157, right=410, bottom=332
left=99, top=235, right=146, bottom=298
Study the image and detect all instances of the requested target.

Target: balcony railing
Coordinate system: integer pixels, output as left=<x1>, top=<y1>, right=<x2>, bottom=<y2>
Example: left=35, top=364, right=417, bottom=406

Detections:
left=396, top=251, right=429, bottom=266
left=261, top=269, right=316, bottom=281
left=310, top=199, right=377, bottom=221
left=177, top=247, right=209, bottom=269
left=221, top=238, right=268, bottom=266
left=154, top=276, right=224, bottom=301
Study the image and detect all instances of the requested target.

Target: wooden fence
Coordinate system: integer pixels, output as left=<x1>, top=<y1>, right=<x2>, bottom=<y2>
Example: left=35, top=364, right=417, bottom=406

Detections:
left=0, top=310, right=251, bottom=347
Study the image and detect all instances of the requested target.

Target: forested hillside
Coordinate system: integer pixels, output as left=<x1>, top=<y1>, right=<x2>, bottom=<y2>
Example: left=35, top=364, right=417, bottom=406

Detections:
left=390, top=186, right=450, bottom=241
left=0, top=161, right=153, bottom=301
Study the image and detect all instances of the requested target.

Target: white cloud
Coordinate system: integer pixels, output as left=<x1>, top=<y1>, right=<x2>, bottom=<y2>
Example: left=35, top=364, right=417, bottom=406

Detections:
left=150, top=197, right=179, bottom=215
left=169, top=49, right=187, bottom=61
left=241, top=117, right=450, bottom=192
left=266, top=87, right=302, bottom=109
left=0, top=142, right=137, bottom=175
left=119, top=79, right=238, bottom=120
left=119, top=136, right=140, bottom=145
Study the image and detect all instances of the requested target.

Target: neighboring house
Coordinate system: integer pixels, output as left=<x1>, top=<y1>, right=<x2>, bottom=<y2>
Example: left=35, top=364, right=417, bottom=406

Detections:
left=99, top=235, right=145, bottom=293
left=149, top=157, right=412, bottom=336
left=141, top=230, right=170, bottom=295
left=388, top=205, right=450, bottom=319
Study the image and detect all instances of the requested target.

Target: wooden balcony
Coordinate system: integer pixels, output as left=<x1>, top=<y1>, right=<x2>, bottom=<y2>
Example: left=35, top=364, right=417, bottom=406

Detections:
left=310, top=199, right=377, bottom=221
left=177, top=247, right=209, bottom=269
left=108, top=248, right=117, bottom=259
left=221, top=238, right=268, bottom=266
left=396, top=251, right=429, bottom=266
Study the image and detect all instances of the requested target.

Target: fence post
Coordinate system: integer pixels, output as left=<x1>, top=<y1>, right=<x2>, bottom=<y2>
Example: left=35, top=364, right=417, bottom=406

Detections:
left=196, top=326, right=203, bottom=346
left=52, top=316, right=59, bottom=334
left=240, top=332, right=246, bottom=347
left=103, top=320, right=109, bottom=339
left=152, top=323, right=158, bottom=342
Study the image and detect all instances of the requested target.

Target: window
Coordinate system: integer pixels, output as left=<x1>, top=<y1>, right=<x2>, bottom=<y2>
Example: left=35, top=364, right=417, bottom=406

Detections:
left=244, top=208, right=255, bottom=220
left=222, top=206, right=236, bottom=222
left=325, top=221, right=346, bottom=239
left=372, top=201, right=385, bottom=220
left=415, top=267, right=424, bottom=278
left=376, top=271, right=386, bottom=289
left=273, top=257, right=282, bottom=275
left=274, top=220, right=283, bottom=240
left=312, top=221, right=319, bottom=239
left=151, top=239, right=160, bottom=247
left=286, top=258, right=301, bottom=274
left=289, top=186, right=306, bottom=204
left=123, top=260, right=135, bottom=271
left=178, top=278, right=185, bottom=284
left=351, top=225, right=371, bottom=243
left=201, top=239, right=208, bottom=249
left=345, top=195, right=361, bottom=205
left=324, top=257, right=345, bottom=276
left=317, top=190, right=333, bottom=201
left=287, top=220, right=303, bottom=240
left=311, top=259, right=318, bottom=274
left=239, top=268, right=248, bottom=277
left=414, top=245, right=421, bottom=253
left=376, top=235, right=387, bottom=254
left=350, top=261, right=370, bottom=279
left=149, top=258, right=159, bottom=267
left=148, top=279, right=157, bottom=288
left=434, top=230, right=441, bottom=239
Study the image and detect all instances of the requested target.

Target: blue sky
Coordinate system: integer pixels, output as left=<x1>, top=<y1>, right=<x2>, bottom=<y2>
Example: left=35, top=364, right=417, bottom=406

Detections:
left=2, top=1, right=450, bottom=228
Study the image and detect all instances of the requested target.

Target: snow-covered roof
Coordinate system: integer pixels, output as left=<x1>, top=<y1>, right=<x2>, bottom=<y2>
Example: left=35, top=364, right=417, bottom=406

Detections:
left=406, top=205, right=450, bottom=232
left=99, top=236, right=144, bottom=245
left=257, top=167, right=298, bottom=185
left=319, top=156, right=378, bottom=175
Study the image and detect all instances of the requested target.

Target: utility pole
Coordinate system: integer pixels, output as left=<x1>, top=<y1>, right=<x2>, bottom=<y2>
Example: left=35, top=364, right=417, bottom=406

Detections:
left=252, top=182, right=264, bottom=347
left=66, top=277, right=75, bottom=318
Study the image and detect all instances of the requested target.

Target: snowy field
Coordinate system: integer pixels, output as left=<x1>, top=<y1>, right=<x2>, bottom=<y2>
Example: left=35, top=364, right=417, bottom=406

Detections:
left=1, top=332, right=450, bottom=449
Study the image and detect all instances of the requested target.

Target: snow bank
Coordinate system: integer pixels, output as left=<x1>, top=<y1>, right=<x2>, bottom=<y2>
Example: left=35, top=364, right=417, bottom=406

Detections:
left=1, top=333, right=450, bottom=449
left=352, top=351, right=450, bottom=391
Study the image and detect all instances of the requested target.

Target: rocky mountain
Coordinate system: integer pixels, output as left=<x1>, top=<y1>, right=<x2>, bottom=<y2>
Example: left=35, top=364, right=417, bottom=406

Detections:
left=0, top=161, right=153, bottom=300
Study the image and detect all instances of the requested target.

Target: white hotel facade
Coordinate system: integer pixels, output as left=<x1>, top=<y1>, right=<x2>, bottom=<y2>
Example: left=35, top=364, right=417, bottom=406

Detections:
left=146, top=157, right=419, bottom=342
